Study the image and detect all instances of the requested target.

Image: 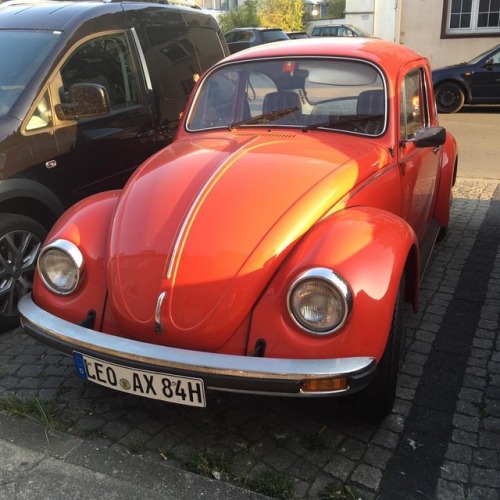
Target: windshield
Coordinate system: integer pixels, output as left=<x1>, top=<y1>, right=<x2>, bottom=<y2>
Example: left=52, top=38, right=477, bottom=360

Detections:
left=261, top=30, right=289, bottom=42
left=187, top=58, right=387, bottom=136
left=468, top=44, right=500, bottom=65
left=0, top=30, right=61, bottom=119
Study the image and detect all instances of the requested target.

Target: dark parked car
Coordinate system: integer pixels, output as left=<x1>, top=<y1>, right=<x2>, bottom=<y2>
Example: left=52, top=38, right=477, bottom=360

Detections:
left=224, top=27, right=289, bottom=54
left=432, top=44, right=500, bottom=113
left=310, top=24, right=373, bottom=38
left=286, top=31, right=309, bottom=39
left=0, top=0, right=228, bottom=331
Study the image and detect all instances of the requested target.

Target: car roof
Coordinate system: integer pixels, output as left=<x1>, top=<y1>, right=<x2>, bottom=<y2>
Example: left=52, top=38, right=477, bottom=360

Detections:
left=0, top=0, right=194, bottom=31
left=222, top=37, right=425, bottom=68
left=228, top=27, right=284, bottom=32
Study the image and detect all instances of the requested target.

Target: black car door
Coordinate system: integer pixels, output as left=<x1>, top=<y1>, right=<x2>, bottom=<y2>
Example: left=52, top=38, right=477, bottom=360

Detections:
left=470, top=48, right=500, bottom=101
left=47, top=31, right=156, bottom=204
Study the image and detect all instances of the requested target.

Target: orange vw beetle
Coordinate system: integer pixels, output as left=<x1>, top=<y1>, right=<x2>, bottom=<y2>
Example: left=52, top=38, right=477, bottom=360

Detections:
left=19, top=38, right=458, bottom=420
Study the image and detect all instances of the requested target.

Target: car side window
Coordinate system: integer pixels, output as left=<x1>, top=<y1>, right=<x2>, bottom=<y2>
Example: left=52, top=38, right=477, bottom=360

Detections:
left=26, top=91, right=52, bottom=131
left=188, top=27, right=227, bottom=70
left=400, top=69, right=427, bottom=140
left=60, top=33, right=140, bottom=112
left=490, top=50, right=500, bottom=65
left=235, top=31, right=255, bottom=42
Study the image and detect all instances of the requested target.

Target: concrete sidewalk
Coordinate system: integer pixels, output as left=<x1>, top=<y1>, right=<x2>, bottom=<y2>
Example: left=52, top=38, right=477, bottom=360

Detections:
left=0, top=413, right=267, bottom=499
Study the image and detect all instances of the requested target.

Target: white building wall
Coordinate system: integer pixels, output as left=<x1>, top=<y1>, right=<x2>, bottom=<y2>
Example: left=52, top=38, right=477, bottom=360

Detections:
left=373, top=0, right=399, bottom=42
left=344, top=0, right=375, bottom=34
left=399, top=0, right=499, bottom=69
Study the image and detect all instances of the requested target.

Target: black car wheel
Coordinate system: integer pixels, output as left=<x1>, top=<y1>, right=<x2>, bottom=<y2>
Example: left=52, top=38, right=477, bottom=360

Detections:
left=435, top=82, right=465, bottom=113
left=355, top=274, right=406, bottom=421
left=0, top=213, right=47, bottom=332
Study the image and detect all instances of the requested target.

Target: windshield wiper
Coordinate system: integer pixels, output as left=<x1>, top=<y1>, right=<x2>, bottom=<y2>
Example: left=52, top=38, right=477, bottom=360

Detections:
left=307, top=114, right=384, bottom=133
left=229, top=106, right=299, bottom=130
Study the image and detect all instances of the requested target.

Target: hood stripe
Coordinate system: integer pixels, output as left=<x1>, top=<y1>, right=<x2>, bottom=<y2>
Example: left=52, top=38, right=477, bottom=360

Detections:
left=166, top=135, right=258, bottom=279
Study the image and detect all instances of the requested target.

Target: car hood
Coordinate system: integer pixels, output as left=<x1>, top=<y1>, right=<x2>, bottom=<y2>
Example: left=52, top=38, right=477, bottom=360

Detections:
left=107, top=131, right=387, bottom=350
left=432, top=61, right=471, bottom=76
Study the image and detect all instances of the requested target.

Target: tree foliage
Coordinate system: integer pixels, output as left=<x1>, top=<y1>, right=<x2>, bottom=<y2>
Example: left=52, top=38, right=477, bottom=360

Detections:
left=326, top=0, right=346, bottom=19
left=217, top=0, right=260, bottom=33
left=258, top=0, right=305, bottom=31
left=218, top=0, right=305, bottom=33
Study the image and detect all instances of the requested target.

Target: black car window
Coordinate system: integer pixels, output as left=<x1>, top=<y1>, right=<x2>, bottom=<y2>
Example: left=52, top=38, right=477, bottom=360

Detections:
left=143, top=13, right=202, bottom=99
left=338, top=27, right=352, bottom=37
left=60, top=33, right=140, bottom=112
left=490, top=49, right=500, bottom=64
left=260, top=30, right=289, bottom=42
left=189, top=27, right=227, bottom=70
left=26, top=91, right=52, bottom=131
left=234, top=31, right=255, bottom=42
left=0, top=30, right=60, bottom=119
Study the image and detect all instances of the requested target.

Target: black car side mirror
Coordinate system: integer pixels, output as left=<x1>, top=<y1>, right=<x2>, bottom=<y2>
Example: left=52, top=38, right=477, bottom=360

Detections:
left=401, top=126, right=446, bottom=148
left=55, top=83, right=110, bottom=121
left=485, top=58, right=494, bottom=70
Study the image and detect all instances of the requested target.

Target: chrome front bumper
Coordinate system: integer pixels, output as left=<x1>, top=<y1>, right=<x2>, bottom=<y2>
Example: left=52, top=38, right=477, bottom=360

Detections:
left=19, top=295, right=376, bottom=397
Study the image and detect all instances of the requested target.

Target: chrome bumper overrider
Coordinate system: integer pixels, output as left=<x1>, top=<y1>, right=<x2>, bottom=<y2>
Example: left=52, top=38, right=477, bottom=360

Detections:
left=19, top=295, right=376, bottom=397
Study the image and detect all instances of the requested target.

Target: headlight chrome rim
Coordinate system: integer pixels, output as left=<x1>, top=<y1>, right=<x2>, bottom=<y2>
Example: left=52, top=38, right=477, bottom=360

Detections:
left=37, top=239, right=85, bottom=296
left=287, top=268, right=352, bottom=335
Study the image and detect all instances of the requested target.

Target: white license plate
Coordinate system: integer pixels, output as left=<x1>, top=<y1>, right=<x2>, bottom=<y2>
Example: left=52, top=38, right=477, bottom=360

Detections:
left=73, top=352, right=206, bottom=407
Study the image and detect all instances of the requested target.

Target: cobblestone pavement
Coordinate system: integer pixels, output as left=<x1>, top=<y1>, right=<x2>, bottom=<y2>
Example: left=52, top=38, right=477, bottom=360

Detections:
left=1, top=178, right=499, bottom=500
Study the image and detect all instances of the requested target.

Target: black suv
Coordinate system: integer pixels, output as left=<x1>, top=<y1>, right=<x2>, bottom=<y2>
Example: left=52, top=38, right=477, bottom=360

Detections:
left=0, top=0, right=228, bottom=330
left=224, top=27, right=289, bottom=54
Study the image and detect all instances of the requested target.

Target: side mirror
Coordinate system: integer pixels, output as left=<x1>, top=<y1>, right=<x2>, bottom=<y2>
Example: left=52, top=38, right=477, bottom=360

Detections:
left=402, top=126, right=446, bottom=148
left=485, top=58, right=494, bottom=70
left=55, top=83, right=110, bottom=121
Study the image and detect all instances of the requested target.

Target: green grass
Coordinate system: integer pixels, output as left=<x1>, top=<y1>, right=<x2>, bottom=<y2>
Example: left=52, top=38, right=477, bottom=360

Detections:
left=187, top=448, right=295, bottom=499
left=0, top=395, right=60, bottom=429
left=187, top=449, right=230, bottom=480
left=250, top=470, right=295, bottom=499
left=319, top=481, right=361, bottom=499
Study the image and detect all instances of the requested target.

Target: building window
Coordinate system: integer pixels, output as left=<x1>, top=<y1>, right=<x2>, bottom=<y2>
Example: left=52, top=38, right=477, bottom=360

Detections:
left=444, top=0, right=500, bottom=36
left=197, top=0, right=237, bottom=10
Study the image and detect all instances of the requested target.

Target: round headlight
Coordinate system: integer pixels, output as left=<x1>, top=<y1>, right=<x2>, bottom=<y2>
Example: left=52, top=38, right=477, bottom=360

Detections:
left=38, top=239, right=84, bottom=295
left=288, top=268, right=352, bottom=335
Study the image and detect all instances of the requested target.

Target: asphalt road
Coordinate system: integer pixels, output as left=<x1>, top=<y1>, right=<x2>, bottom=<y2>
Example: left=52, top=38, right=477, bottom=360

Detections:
left=439, top=105, right=500, bottom=180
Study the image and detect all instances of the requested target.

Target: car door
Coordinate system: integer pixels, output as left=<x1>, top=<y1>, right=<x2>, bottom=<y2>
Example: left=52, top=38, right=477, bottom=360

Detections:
left=398, top=66, right=440, bottom=244
left=32, top=31, right=156, bottom=205
left=470, top=47, right=500, bottom=100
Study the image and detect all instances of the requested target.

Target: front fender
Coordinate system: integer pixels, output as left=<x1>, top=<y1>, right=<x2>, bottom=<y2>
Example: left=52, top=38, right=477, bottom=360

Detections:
left=248, top=207, right=419, bottom=362
left=33, top=190, right=121, bottom=327
left=0, top=178, right=65, bottom=228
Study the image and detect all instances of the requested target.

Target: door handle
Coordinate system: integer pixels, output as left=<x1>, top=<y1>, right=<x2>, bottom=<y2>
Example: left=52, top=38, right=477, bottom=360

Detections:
left=137, top=130, right=155, bottom=142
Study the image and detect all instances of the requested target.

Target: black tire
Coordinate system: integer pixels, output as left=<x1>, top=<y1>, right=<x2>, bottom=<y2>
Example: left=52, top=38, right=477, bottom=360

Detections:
left=355, top=274, right=406, bottom=421
left=0, top=213, right=47, bottom=332
left=434, top=82, right=465, bottom=114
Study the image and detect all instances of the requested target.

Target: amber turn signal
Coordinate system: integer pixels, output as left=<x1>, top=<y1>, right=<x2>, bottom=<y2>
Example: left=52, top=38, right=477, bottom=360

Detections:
left=301, top=378, right=349, bottom=393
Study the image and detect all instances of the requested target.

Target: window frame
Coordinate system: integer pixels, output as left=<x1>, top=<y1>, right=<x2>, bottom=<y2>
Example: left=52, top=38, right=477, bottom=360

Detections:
left=442, top=0, right=500, bottom=38
left=399, top=68, right=429, bottom=142
left=59, top=32, right=141, bottom=112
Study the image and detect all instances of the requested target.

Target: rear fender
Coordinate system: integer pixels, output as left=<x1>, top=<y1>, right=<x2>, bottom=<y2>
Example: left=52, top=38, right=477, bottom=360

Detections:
left=32, top=191, right=121, bottom=327
left=249, top=207, right=419, bottom=361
